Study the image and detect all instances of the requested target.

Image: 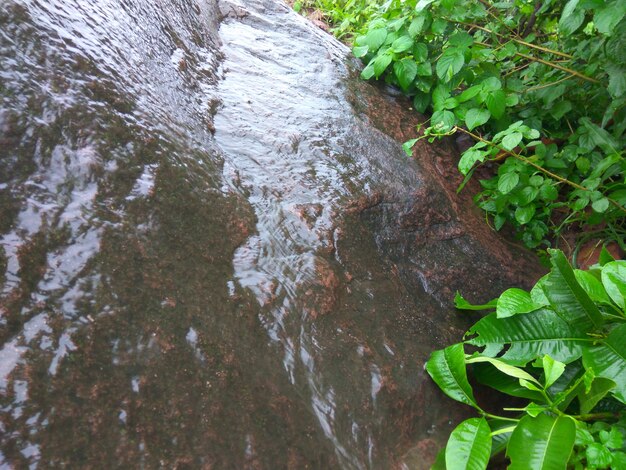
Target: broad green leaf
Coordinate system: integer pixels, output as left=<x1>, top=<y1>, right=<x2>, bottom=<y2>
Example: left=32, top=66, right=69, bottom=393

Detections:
left=586, top=443, right=612, bottom=468
left=436, top=48, right=464, bottom=82
left=592, top=197, right=609, bottom=213
left=361, top=61, right=375, bottom=80
left=485, top=90, right=506, bottom=119
left=373, top=53, right=393, bottom=78
left=543, top=249, right=604, bottom=330
left=352, top=45, right=368, bottom=58
left=431, top=448, right=446, bottom=470
left=599, top=245, right=616, bottom=266
left=394, top=59, right=418, bottom=91
left=413, top=92, right=430, bottom=113
left=480, top=77, right=501, bottom=92
left=402, top=138, right=419, bottom=157
left=594, top=2, right=626, bottom=35
left=364, top=28, right=387, bottom=51
left=431, top=109, right=456, bottom=131
left=578, top=377, right=616, bottom=414
left=498, top=172, right=519, bottom=194
left=502, top=132, right=523, bottom=151
left=458, top=149, right=486, bottom=175
left=599, top=427, right=623, bottom=449
left=465, top=108, right=490, bottom=131
left=515, top=205, right=535, bottom=225
left=473, top=363, right=544, bottom=401
left=466, top=309, right=589, bottom=366
left=448, top=31, right=473, bottom=49
left=454, top=292, right=497, bottom=310
left=466, top=356, right=541, bottom=385
left=445, top=418, right=491, bottom=470
left=573, top=270, right=610, bottom=304
left=507, top=414, right=576, bottom=470
left=391, top=35, right=414, bottom=53
left=582, top=323, right=626, bottom=403
left=542, top=355, right=565, bottom=388
left=458, top=85, right=481, bottom=102
left=530, top=275, right=550, bottom=307
left=524, top=402, right=546, bottom=417
left=601, top=261, right=626, bottom=309
left=559, top=0, right=584, bottom=35
left=496, top=288, right=541, bottom=318
left=607, top=64, right=626, bottom=98
left=408, top=15, right=427, bottom=37
left=426, top=344, right=480, bottom=409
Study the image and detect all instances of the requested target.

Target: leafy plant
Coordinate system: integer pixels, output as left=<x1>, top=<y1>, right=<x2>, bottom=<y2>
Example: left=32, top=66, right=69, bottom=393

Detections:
left=426, top=248, right=626, bottom=469
left=324, top=0, right=626, bottom=249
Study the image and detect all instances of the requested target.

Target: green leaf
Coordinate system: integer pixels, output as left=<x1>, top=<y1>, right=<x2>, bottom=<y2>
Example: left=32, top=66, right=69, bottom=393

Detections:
left=599, top=427, right=623, bottom=449
left=582, top=323, right=626, bottom=403
left=361, top=61, right=375, bottom=80
left=408, top=15, right=427, bottom=37
left=498, top=172, right=519, bottom=194
left=466, top=356, right=541, bottom=385
left=599, top=245, right=616, bottom=266
left=458, top=149, right=486, bottom=175
left=586, top=443, right=612, bottom=468
left=426, top=344, right=480, bottom=409
left=591, top=197, right=609, bottom=213
left=573, top=270, right=611, bottom=304
left=402, top=138, right=419, bottom=157
left=458, top=85, right=482, bottom=102
left=448, top=31, right=473, bottom=49
left=485, top=90, right=506, bottom=119
left=352, top=45, right=369, bottom=58
left=594, top=2, right=626, bottom=35
left=465, top=108, right=491, bottom=131
left=515, top=205, right=535, bottom=225
left=364, top=28, right=387, bottom=51
left=394, top=59, right=418, bottom=91
left=373, top=52, right=393, bottom=78
left=445, top=418, right=491, bottom=470
left=578, top=377, right=616, bottom=414
left=466, top=309, right=588, bottom=366
left=601, top=261, right=626, bottom=309
left=559, top=0, right=584, bottom=35
left=454, top=292, right=498, bottom=310
left=436, top=48, right=464, bottom=82
left=507, top=414, right=576, bottom=470
left=542, top=355, right=565, bottom=388
left=473, top=363, right=544, bottom=401
left=607, top=65, right=626, bottom=98
left=496, top=288, right=541, bottom=318
left=391, top=35, right=414, bottom=53
left=502, top=132, right=523, bottom=151
left=431, top=109, right=456, bottom=131
left=543, top=249, right=604, bottom=330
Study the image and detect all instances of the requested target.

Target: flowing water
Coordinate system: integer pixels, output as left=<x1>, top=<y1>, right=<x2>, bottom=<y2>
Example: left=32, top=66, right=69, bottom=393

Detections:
left=0, top=0, right=539, bottom=467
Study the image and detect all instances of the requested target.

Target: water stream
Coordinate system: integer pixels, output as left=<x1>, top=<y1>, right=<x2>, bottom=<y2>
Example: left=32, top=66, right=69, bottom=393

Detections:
left=0, top=0, right=539, bottom=467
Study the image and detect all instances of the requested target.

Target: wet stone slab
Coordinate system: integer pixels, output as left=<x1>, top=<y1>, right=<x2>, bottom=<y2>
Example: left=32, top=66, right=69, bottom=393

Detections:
left=0, top=0, right=542, bottom=468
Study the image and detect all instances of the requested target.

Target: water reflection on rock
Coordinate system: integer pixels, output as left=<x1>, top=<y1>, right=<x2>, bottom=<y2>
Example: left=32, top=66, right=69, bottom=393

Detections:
left=0, top=0, right=541, bottom=468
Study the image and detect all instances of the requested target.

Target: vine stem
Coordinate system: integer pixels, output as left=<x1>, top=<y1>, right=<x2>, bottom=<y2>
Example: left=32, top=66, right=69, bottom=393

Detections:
left=572, top=412, right=621, bottom=422
left=515, top=52, right=600, bottom=84
left=454, top=127, right=626, bottom=214
left=524, top=74, right=574, bottom=92
left=448, top=19, right=573, bottom=59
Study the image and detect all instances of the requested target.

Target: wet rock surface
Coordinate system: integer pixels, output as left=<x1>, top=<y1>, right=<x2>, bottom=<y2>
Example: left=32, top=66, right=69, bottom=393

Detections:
left=0, top=0, right=542, bottom=468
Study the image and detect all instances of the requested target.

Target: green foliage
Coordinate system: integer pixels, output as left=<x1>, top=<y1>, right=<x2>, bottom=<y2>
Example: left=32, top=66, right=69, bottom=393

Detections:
left=305, top=0, right=626, bottom=249
left=426, top=249, right=626, bottom=468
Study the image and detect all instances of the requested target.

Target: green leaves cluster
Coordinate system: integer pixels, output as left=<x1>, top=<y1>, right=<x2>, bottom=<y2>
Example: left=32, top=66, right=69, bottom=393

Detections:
left=426, top=248, right=626, bottom=469
left=349, top=0, right=626, bottom=249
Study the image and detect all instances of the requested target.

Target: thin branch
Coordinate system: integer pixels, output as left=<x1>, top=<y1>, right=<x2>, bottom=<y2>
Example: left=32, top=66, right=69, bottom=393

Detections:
left=524, top=74, right=574, bottom=92
left=454, top=127, right=626, bottom=214
left=515, top=52, right=600, bottom=84
left=450, top=19, right=574, bottom=59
